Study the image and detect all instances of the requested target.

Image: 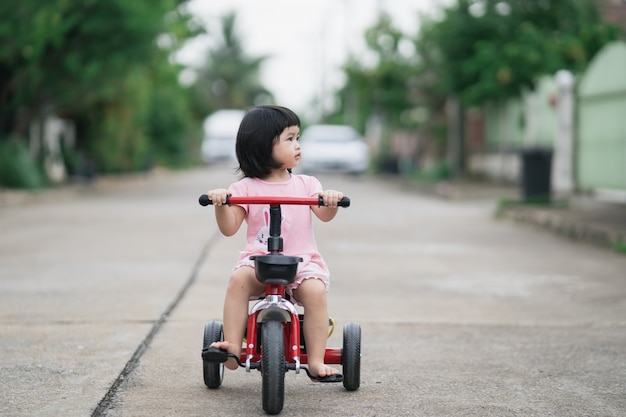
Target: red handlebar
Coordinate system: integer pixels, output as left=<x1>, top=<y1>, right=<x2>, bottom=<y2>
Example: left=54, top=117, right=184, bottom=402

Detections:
left=199, top=194, right=350, bottom=207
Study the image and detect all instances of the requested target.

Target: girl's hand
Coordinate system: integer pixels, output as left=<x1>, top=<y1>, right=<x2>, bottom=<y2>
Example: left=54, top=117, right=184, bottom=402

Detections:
left=319, top=189, right=344, bottom=209
left=207, top=188, right=229, bottom=206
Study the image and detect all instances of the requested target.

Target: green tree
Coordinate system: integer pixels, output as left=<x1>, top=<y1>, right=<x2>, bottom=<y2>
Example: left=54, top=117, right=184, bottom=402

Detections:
left=191, top=11, right=273, bottom=117
left=333, top=13, right=418, bottom=131
left=0, top=0, right=201, bottom=182
left=329, top=13, right=422, bottom=172
left=416, top=0, right=621, bottom=106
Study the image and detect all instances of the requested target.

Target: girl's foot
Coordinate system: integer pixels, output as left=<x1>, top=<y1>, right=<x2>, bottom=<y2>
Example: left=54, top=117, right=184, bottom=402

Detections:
left=308, top=362, right=340, bottom=379
left=210, top=341, right=240, bottom=370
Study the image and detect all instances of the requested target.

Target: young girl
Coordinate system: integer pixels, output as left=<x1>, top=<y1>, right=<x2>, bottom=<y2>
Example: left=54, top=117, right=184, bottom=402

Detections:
left=206, top=105, right=343, bottom=381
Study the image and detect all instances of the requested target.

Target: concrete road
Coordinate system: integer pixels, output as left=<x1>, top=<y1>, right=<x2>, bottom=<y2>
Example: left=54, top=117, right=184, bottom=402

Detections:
left=1, top=166, right=625, bottom=417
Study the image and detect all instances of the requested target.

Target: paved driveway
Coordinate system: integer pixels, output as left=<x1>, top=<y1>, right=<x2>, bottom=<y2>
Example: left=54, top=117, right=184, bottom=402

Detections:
left=1, top=166, right=625, bottom=416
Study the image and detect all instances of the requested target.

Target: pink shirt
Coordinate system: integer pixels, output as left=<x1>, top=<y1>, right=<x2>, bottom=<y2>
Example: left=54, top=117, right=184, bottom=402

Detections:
left=228, top=175, right=329, bottom=276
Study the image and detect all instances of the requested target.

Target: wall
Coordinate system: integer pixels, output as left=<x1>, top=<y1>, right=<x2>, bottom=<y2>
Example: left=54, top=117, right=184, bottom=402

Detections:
left=577, top=41, right=626, bottom=194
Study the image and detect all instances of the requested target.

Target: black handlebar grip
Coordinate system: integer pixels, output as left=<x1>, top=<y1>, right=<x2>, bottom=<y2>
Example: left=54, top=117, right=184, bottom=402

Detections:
left=318, top=196, right=350, bottom=207
left=199, top=194, right=211, bottom=206
left=199, top=194, right=231, bottom=206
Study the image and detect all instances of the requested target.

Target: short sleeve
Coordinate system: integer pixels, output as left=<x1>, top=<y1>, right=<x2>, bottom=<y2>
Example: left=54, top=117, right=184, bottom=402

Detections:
left=228, top=180, right=248, bottom=214
left=304, top=175, right=323, bottom=197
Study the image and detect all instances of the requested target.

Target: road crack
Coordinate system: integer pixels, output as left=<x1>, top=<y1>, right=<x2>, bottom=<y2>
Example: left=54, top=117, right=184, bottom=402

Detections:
left=91, top=232, right=220, bottom=416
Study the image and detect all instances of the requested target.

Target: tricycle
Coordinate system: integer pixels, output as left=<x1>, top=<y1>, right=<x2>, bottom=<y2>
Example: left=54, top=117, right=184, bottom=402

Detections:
left=198, top=194, right=361, bottom=415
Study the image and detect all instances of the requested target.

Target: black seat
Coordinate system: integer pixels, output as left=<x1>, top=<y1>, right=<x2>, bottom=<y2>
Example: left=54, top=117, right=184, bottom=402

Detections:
left=251, top=254, right=303, bottom=285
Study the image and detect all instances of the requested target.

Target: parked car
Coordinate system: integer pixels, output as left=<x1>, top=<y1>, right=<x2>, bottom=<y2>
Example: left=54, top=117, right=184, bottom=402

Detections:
left=297, top=124, right=370, bottom=175
left=201, top=109, right=245, bottom=163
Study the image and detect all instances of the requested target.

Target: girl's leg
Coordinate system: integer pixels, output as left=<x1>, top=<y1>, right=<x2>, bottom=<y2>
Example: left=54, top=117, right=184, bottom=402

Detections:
left=211, top=266, right=263, bottom=370
left=292, top=278, right=340, bottom=377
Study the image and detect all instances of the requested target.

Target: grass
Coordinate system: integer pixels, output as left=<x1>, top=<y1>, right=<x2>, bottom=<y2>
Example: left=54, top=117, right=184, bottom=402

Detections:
left=613, top=240, right=626, bottom=254
left=496, top=196, right=569, bottom=214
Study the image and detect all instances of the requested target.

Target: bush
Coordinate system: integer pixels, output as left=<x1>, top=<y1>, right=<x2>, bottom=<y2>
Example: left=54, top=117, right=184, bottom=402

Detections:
left=0, top=139, right=42, bottom=189
left=413, top=160, right=451, bottom=182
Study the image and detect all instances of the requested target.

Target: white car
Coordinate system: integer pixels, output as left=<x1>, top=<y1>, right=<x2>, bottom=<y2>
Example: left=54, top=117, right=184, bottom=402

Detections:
left=201, top=109, right=245, bottom=163
left=298, top=124, right=370, bottom=175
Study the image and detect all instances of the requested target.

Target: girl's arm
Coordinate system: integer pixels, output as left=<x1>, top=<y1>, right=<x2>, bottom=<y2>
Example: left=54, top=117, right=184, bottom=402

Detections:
left=207, top=188, right=246, bottom=236
left=311, top=189, right=344, bottom=222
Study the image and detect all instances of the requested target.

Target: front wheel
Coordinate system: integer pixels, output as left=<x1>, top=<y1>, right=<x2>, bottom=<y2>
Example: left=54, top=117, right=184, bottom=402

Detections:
left=202, top=321, right=224, bottom=389
left=261, top=320, right=286, bottom=415
left=342, top=322, right=361, bottom=391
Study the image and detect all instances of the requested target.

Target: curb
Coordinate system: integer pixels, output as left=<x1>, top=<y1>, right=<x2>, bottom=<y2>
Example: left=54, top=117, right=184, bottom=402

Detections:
left=497, top=205, right=626, bottom=252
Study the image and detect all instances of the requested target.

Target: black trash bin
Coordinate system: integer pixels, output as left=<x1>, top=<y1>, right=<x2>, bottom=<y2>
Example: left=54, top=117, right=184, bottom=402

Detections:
left=520, top=147, right=553, bottom=201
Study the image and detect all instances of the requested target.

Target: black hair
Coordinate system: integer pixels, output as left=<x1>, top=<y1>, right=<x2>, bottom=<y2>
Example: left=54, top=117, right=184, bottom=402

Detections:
left=235, top=105, right=300, bottom=178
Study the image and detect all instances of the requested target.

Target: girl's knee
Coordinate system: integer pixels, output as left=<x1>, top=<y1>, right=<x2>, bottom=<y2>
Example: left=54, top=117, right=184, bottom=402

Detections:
left=294, top=278, right=327, bottom=302
left=227, top=267, right=262, bottom=292
left=302, top=277, right=327, bottom=292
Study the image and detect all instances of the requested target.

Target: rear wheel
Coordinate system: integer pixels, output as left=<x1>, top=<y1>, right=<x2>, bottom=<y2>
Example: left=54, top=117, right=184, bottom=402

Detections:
left=202, top=321, right=224, bottom=389
left=342, top=322, right=361, bottom=391
left=261, top=320, right=285, bottom=415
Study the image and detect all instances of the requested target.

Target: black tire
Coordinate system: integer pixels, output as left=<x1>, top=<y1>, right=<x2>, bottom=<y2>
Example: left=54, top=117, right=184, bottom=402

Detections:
left=342, top=322, right=361, bottom=391
left=202, top=321, right=224, bottom=389
left=261, top=320, right=285, bottom=415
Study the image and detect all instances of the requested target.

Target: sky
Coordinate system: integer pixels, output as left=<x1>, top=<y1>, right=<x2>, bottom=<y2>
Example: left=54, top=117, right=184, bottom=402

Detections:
left=176, top=0, right=452, bottom=119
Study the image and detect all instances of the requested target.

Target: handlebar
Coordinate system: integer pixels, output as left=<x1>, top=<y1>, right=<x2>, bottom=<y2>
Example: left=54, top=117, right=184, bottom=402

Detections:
left=198, top=194, right=350, bottom=208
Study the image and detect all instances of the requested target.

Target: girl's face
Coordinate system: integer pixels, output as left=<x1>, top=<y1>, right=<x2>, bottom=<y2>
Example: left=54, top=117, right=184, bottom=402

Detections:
left=272, top=125, right=301, bottom=170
